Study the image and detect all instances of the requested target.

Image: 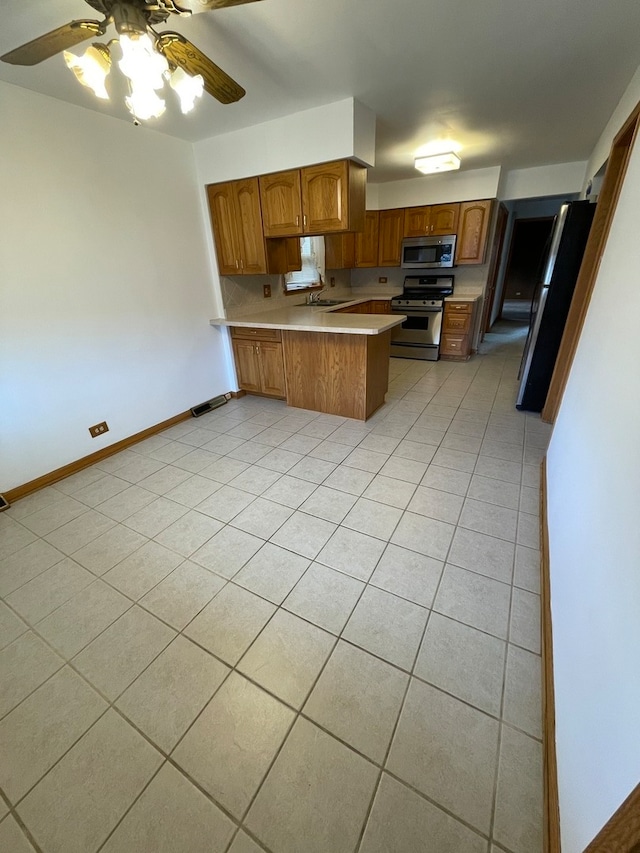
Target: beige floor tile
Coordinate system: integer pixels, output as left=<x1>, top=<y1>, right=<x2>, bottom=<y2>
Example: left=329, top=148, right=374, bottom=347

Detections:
left=172, top=448, right=222, bottom=473
left=361, top=475, right=417, bottom=510
left=195, top=484, right=255, bottom=523
left=139, top=560, right=225, bottom=629
left=18, top=495, right=89, bottom=536
left=190, top=526, right=264, bottom=578
left=184, top=582, right=275, bottom=664
left=283, top=563, right=364, bottom=634
left=434, top=564, right=511, bottom=639
left=415, top=612, right=506, bottom=716
left=468, top=474, right=521, bottom=509
left=360, top=773, right=486, bottom=853
left=342, top=497, right=403, bottom=541
left=35, top=579, right=131, bottom=659
left=6, top=558, right=94, bottom=625
left=343, top=586, right=428, bottom=671
left=172, top=672, right=294, bottom=818
left=304, top=641, right=408, bottom=763
left=514, top=545, right=541, bottom=593
left=153, top=510, right=224, bottom=557
left=261, top=475, right=318, bottom=509
left=448, top=526, right=515, bottom=583
left=316, top=526, right=386, bottom=581
left=387, top=679, right=499, bottom=834
left=0, top=516, right=37, bottom=557
left=103, top=540, right=184, bottom=600
left=71, top=488, right=151, bottom=526
left=370, top=544, right=443, bottom=608
left=322, top=465, right=375, bottom=496
left=298, top=485, right=357, bottom=522
left=0, top=632, right=64, bottom=719
left=17, top=710, right=162, bottom=853
left=117, top=636, right=229, bottom=752
left=390, top=511, right=455, bottom=562
left=109, top=455, right=166, bottom=484
left=0, top=666, right=107, bottom=802
left=163, top=474, right=222, bottom=507
left=246, top=717, right=378, bottom=853
left=101, top=762, right=234, bottom=853
left=0, top=539, right=66, bottom=597
left=0, top=815, right=36, bottom=852
left=71, top=525, right=148, bottom=576
left=379, top=455, right=428, bottom=484
left=73, top=607, right=175, bottom=700
left=407, top=485, right=464, bottom=524
left=233, top=543, right=310, bottom=604
left=238, top=609, right=334, bottom=708
left=123, top=497, right=189, bottom=538
left=392, top=439, right=437, bottom=464
left=5, top=488, right=59, bottom=521
left=493, top=725, right=543, bottom=853
left=474, top=456, right=522, bottom=485
left=0, top=601, right=27, bottom=650
left=308, top=439, right=353, bottom=463
left=270, top=512, right=337, bottom=560
left=503, top=645, right=542, bottom=738
left=229, top=497, right=293, bottom=539
left=45, top=509, right=115, bottom=554
left=421, top=464, right=471, bottom=496
left=510, top=587, right=541, bottom=653
left=227, top=831, right=263, bottom=853
left=517, top=512, right=540, bottom=549
left=73, top=475, right=131, bottom=509
left=459, top=498, right=518, bottom=542
left=137, top=466, right=193, bottom=496
left=287, top=456, right=337, bottom=484
left=256, top=447, right=304, bottom=474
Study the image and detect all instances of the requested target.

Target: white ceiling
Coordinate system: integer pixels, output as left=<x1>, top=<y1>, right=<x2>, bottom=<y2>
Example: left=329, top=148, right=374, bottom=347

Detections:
left=2, top=0, right=640, bottom=182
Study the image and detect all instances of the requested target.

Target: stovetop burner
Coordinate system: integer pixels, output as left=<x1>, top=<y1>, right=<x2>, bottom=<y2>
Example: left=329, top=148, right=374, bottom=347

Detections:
left=392, top=274, right=454, bottom=306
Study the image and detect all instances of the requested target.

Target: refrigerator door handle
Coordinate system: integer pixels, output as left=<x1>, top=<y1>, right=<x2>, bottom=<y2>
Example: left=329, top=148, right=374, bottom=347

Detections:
left=542, top=203, right=569, bottom=285
left=517, top=285, right=550, bottom=405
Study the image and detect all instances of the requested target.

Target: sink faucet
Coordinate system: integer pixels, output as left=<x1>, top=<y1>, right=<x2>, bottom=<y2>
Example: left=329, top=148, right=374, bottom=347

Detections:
left=307, top=285, right=326, bottom=304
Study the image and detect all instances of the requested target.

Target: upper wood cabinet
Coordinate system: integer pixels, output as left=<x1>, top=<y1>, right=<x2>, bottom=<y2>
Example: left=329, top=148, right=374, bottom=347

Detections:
left=207, top=179, right=267, bottom=275
left=324, top=232, right=356, bottom=270
left=377, top=209, right=405, bottom=266
left=404, top=203, right=460, bottom=237
left=355, top=210, right=380, bottom=267
left=456, top=200, right=493, bottom=265
left=260, top=160, right=367, bottom=238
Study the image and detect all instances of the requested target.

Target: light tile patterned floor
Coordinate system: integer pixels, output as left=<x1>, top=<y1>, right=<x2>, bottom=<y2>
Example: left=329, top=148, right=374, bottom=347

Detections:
left=0, top=321, right=546, bottom=853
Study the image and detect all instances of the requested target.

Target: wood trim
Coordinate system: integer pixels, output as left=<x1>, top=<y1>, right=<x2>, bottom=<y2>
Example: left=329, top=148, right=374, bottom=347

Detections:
left=540, top=457, right=561, bottom=853
left=4, top=409, right=195, bottom=503
left=542, top=101, right=640, bottom=423
left=584, top=783, right=640, bottom=852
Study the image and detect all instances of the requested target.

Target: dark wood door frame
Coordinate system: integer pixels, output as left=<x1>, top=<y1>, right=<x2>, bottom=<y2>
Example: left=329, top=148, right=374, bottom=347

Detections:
left=542, top=100, right=640, bottom=422
left=481, top=202, right=509, bottom=335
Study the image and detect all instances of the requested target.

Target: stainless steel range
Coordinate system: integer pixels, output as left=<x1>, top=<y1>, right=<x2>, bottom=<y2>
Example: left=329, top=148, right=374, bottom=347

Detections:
left=390, top=275, right=455, bottom=361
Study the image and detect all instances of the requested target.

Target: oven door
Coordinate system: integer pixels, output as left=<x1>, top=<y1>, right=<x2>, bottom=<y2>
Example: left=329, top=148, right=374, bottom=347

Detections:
left=390, top=307, right=443, bottom=360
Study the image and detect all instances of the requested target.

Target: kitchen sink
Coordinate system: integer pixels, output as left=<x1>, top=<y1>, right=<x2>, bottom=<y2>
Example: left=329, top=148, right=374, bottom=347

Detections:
left=297, top=299, right=351, bottom=307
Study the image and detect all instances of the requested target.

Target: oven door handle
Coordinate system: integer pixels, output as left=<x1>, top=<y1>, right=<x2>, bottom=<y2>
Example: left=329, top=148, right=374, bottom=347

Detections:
left=391, top=306, right=444, bottom=314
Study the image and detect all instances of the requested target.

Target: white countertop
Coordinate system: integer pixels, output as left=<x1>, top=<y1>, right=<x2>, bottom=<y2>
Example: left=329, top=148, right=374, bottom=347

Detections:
left=211, top=299, right=404, bottom=336
left=445, top=294, right=483, bottom=303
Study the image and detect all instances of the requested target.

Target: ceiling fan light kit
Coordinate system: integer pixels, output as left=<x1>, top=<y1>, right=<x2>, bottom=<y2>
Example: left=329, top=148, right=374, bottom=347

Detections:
left=0, top=0, right=260, bottom=123
left=414, top=152, right=461, bottom=174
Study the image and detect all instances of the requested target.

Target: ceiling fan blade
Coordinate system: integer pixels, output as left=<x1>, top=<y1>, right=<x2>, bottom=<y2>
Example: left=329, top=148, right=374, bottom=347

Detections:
left=170, top=0, right=262, bottom=14
left=1, top=20, right=104, bottom=66
left=157, top=32, right=245, bottom=104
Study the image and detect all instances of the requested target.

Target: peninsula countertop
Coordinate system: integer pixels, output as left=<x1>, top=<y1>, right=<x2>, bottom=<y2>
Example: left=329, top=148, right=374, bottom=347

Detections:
left=210, top=299, right=405, bottom=336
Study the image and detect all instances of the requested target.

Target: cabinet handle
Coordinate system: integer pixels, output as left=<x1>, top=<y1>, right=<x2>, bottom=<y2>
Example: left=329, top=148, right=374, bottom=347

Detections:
left=240, top=259, right=244, bottom=270
left=296, top=215, right=300, bottom=227
left=303, top=214, right=307, bottom=229
left=235, top=260, right=239, bottom=269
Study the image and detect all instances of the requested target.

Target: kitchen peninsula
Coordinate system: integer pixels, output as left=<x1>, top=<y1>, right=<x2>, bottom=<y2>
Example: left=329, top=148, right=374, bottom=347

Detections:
left=211, top=299, right=404, bottom=420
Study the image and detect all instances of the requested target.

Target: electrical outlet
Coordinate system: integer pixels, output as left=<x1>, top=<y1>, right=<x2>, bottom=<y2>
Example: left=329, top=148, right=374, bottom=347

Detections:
left=89, top=421, right=109, bottom=438
left=263, top=284, right=271, bottom=298
left=330, top=277, right=335, bottom=287
left=378, top=277, right=388, bottom=284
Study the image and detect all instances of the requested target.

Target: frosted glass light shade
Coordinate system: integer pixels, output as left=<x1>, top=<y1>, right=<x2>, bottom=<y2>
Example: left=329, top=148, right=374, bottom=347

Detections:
left=64, top=44, right=111, bottom=100
left=414, top=152, right=461, bottom=174
left=169, top=67, right=204, bottom=114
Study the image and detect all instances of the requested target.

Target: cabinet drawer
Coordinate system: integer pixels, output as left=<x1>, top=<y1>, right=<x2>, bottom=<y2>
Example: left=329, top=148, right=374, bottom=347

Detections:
left=445, top=301, right=473, bottom=314
left=443, top=314, right=471, bottom=333
left=230, top=326, right=282, bottom=342
left=440, top=333, right=468, bottom=355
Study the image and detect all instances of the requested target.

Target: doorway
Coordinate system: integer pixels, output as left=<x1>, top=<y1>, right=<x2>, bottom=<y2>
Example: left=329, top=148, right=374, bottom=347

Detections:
left=499, top=217, right=554, bottom=322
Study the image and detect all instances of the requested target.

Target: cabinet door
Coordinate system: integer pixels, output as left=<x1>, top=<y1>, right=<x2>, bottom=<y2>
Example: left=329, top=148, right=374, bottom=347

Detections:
left=234, top=178, right=267, bottom=274
left=258, top=341, right=286, bottom=398
left=232, top=339, right=261, bottom=392
left=456, top=200, right=493, bottom=264
left=207, top=183, right=241, bottom=275
left=324, top=233, right=356, bottom=269
left=259, top=170, right=303, bottom=237
left=370, top=300, right=391, bottom=314
left=355, top=211, right=380, bottom=268
left=301, top=161, right=349, bottom=233
left=430, top=203, right=460, bottom=235
left=377, top=209, right=405, bottom=266
left=404, top=206, right=431, bottom=237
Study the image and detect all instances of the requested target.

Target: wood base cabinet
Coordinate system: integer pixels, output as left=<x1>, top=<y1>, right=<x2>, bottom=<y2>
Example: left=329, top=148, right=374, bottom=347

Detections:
left=231, top=328, right=286, bottom=398
left=440, top=300, right=478, bottom=360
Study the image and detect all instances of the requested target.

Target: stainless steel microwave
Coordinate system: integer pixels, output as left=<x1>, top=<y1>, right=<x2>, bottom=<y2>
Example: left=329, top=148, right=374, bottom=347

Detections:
left=401, top=234, right=456, bottom=269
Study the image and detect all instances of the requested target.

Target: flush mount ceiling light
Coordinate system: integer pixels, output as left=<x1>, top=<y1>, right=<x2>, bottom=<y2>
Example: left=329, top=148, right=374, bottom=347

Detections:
left=414, top=152, right=462, bottom=174
left=1, top=0, right=260, bottom=123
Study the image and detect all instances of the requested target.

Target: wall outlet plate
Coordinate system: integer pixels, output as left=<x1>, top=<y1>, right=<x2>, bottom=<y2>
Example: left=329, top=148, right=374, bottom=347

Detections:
left=263, top=284, right=271, bottom=298
left=378, top=277, right=388, bottom=283
left=89, top=421, right=109, bottom=438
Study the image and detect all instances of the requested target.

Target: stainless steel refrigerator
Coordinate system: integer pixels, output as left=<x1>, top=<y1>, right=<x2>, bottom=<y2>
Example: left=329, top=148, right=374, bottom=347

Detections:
left=516, top=200, right=596, bottom=412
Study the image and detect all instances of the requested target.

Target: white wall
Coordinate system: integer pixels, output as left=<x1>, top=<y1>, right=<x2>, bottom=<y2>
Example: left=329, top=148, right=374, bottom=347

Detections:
left=372, top=166, right=501, bottom=209
left=545, top=78, right=640, bottom=849
left=0, top=81, right=230, bottom=492
left=194, top=98, right=375, bottom=185
left=499, top=161, right=586, bottom=201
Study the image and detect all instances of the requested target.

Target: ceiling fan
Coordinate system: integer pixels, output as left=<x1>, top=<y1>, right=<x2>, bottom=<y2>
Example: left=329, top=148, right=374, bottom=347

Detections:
left=1, top=0, right=261, bottom=120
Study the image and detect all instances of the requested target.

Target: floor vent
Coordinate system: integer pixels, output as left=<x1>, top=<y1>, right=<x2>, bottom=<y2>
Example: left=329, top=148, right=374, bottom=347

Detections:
left=191, top=394, right=229, bottom=418
left=0, top=495, right=10, bottom=512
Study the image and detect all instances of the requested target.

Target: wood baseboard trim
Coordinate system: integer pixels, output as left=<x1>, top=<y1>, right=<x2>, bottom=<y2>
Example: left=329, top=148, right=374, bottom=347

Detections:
left=584, top=783, right=640, bottom=852
left=541, top=457, right=561, bottom=853
left=4, top=410, right=193, bottom=503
